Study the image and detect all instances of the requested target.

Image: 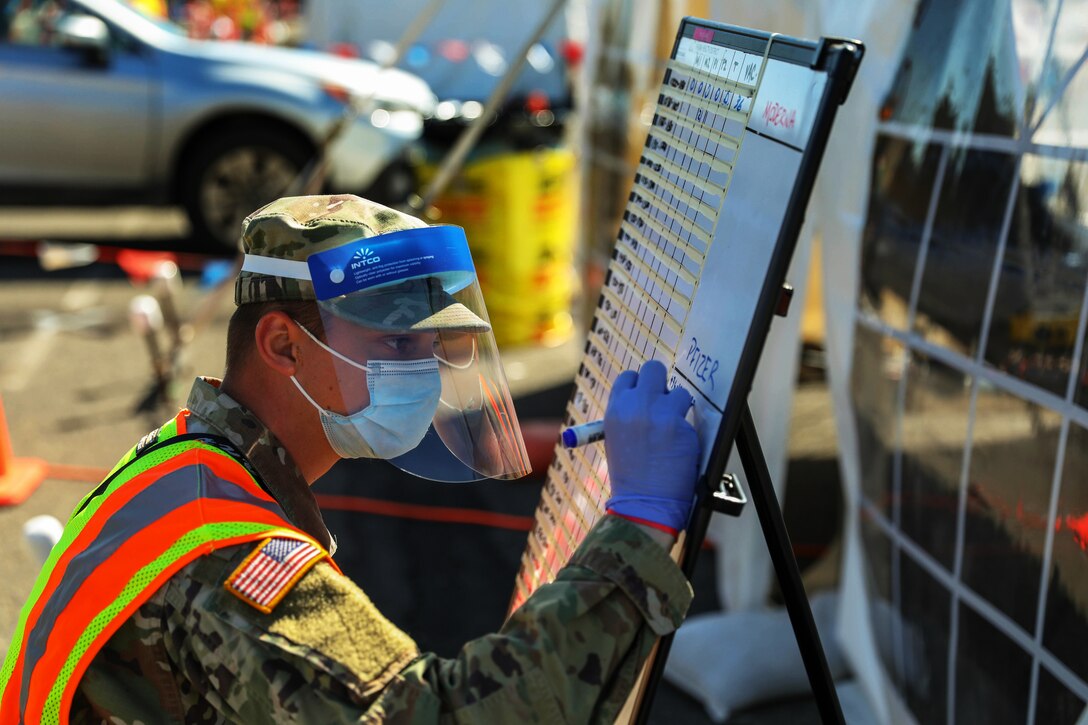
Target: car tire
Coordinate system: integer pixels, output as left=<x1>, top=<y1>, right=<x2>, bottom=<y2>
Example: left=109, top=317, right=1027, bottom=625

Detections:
left=180, top=126, right=312, bottom=251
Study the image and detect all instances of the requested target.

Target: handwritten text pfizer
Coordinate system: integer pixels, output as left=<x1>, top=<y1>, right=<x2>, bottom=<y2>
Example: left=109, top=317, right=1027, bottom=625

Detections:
left=684, top=336, right=719, bottom=390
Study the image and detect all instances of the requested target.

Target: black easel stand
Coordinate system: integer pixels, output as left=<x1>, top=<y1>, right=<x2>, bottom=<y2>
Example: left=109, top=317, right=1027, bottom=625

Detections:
left=736, top=404, right=844, bottom=724
left=636, top=402, right=844, bottom=724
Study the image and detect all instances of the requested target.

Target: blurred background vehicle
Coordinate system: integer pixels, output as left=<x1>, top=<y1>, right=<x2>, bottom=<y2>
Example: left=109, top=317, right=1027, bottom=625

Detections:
left=305, top=0, right=574, bottom=108
left=0, top=0, right=436, bottom=249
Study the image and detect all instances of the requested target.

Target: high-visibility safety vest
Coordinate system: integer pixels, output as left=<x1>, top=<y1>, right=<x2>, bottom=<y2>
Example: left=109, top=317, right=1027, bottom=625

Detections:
left=0, top=410, right=334, bottom=724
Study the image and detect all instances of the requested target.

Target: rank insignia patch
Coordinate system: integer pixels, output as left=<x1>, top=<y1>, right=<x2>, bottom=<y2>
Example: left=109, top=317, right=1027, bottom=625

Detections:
left=226, top=537, right=325, bottom=613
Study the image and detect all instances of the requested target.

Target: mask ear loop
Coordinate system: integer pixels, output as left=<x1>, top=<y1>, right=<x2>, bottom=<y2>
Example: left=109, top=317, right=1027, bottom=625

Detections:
left=291, top=320, right=374, bottom=416
left=433, top=336, right=477, bottom=370
left=290, top=374, right=335, bottom=414
left=434, top=336, right=481, bottom=411
left=294, top=319, right=372, bottom=371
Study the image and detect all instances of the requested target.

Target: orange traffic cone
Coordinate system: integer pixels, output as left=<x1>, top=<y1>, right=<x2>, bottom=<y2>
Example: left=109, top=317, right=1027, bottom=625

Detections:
left=0, top=394, right=46, bottom=506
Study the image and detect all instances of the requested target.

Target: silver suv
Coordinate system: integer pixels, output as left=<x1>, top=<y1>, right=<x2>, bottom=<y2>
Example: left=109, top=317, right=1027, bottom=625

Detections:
left=0, top=0, right=436, bottom=248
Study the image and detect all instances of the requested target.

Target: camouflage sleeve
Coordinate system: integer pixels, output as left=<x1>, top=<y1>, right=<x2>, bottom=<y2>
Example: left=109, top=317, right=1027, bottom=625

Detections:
left=365, top=514, right=693, bottom=723
left=157, top=545, right=421, bottom=723
left=156, top=515, right=689, bottom=723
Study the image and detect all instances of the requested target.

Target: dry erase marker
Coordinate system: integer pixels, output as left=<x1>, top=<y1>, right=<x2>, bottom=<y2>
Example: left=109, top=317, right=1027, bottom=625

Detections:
left=561, top=420, right=605, bottom=448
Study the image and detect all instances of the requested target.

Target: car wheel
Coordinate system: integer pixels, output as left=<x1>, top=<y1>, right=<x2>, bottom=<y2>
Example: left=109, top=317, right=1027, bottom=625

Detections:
left=181, top=127, right=312, bottom=251
left=361, top=153, right=417, bottom=208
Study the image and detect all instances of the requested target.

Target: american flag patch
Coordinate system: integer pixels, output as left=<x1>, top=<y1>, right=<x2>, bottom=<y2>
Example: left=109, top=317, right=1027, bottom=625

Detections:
left=225, top=537, right=326, bottom=613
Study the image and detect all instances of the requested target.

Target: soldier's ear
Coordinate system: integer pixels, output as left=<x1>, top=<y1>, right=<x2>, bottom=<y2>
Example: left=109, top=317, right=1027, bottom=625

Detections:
left=253, top=311, right=300, bottom=377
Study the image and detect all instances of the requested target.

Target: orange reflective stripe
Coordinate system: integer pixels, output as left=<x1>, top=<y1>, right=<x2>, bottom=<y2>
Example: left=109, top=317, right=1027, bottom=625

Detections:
left=55, top=525, right=319, bottom=724
left=2, top=416, right=319, bottom=723
left=2, top=445, right=274, bottom=716
left=16, top=447, right=270, bottom=651
left=24, top=499, right=297, bottom=718
left=155, top=411, right=188, bottom=442
left=0, top=454, right=203, bottom=720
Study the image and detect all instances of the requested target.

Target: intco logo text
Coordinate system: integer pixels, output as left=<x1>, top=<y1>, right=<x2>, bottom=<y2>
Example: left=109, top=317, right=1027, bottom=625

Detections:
left=350, top=248, right=382, bottom=269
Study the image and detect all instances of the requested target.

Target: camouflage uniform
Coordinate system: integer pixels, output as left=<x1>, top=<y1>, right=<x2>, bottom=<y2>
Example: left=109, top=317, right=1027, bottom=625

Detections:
left=70, top=378, right=693, bottom=722
left=68, top=196, right=694, bottom=722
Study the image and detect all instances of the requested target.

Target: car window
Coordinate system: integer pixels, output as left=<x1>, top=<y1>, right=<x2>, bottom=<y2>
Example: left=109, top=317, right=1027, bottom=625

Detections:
left=2, top=0, right=144, bottom=54
left=2, top=0, right=70, bottom=47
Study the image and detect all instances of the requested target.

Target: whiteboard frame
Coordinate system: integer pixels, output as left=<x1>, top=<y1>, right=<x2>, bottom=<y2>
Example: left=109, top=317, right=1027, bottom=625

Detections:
left=510, top=15, right=864, bottom=722
left=635, top=18, right=863, bottom=723
left=672, top=18, right=862, bottom=580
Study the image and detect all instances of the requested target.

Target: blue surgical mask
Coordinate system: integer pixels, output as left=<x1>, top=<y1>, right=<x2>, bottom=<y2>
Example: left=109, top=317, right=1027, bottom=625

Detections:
left=290, top=323, right=442, bottom=459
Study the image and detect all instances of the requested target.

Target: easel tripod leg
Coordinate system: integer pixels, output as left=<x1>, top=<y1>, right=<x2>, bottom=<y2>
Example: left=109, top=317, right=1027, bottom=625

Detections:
left=738, top=404, right=844, bottom=724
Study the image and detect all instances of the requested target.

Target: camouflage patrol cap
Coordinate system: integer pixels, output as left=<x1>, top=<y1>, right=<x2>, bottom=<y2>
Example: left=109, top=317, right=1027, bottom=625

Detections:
left=236, top=194, right=489, bottom=332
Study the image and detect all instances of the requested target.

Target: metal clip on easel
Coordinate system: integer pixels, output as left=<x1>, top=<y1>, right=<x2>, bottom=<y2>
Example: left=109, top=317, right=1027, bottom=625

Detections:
left=707, top=472, right=747, bottom=516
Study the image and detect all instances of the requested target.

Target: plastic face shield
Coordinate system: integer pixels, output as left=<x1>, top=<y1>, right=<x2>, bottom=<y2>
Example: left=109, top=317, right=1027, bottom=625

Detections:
left=261, top=225, right=532, bottom=483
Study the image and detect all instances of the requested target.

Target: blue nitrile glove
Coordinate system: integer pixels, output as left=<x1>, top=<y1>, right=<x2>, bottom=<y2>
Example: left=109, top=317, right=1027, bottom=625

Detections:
left=603, top=360, right=700, bottom=533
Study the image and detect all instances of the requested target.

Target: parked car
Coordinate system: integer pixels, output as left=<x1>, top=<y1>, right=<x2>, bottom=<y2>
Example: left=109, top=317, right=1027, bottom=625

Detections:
left=0, top=0, right=436, bottom=249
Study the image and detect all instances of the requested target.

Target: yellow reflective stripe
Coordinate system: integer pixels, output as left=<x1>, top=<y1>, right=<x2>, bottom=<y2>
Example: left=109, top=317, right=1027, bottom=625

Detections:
left=42, top=523, right=308, bottom=723
left=0, top=435, right=249, bottom=708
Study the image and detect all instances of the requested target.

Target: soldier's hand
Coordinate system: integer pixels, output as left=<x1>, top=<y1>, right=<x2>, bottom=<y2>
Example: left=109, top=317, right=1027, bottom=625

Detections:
left=603, top=360, right=699, bottom=534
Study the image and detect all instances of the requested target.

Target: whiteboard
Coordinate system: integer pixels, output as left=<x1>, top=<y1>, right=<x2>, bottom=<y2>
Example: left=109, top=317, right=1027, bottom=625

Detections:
left=511, top=20, right=861, bottom=612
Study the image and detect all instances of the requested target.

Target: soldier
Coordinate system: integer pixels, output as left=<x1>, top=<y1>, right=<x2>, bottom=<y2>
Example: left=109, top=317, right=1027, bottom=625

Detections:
left=0, top=195, right=701, bottom=723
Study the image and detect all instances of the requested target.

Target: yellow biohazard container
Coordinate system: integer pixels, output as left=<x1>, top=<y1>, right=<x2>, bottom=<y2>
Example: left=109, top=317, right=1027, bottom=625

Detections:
left=419, top=147, right=578, bottom=347
left=482, top=267, right=577, bottom=347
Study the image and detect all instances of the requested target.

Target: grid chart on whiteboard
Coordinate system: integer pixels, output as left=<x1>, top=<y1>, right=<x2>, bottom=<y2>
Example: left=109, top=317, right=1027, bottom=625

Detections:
left=511, top=38, right=775, bottom=612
